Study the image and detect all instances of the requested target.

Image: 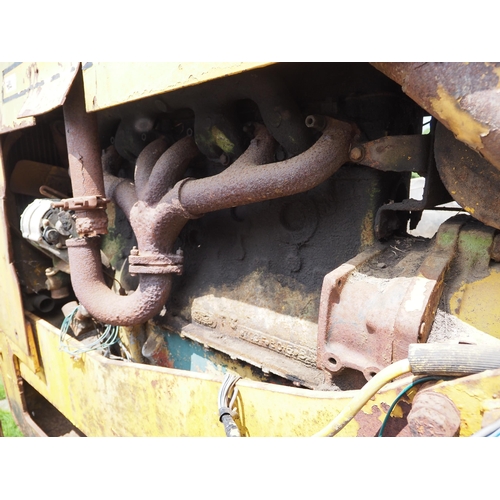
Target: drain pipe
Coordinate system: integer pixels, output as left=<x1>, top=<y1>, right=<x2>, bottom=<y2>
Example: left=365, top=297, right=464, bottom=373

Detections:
left=65, top=110, right=353, bottom=326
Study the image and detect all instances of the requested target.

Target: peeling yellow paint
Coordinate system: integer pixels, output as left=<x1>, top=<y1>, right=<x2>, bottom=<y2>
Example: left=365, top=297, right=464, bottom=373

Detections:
left=465, top=205, right=475, bottom=214
left=449, top=269, right=500, bottom=339
left=430, top=86, right=490, bottom=150
left=83, top=63, right=273, bottom=112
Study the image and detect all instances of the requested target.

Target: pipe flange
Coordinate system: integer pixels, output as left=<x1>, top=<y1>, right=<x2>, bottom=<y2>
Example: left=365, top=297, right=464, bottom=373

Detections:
left=129, top=251, right=184, bottom=275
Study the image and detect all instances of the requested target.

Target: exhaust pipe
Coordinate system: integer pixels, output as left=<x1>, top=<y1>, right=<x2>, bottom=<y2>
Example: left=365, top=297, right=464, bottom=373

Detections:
left=65, top=106, right=353, bottom=326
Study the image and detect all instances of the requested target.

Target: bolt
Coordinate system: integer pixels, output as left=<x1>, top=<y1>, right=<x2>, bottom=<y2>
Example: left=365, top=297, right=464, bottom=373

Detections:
left=45, top=267, right=57, bottom=277
left=220, top=153, right=230, bottom=166
left=43, top=228, right=60, bottom=244
left=349, top=146, right=364, bottom=162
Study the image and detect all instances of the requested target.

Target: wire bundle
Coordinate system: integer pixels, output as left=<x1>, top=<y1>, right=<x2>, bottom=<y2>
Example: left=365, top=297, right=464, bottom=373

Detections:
left=217, top=373, right=241, bottom=437
left=59, top=306, right=119, bottom=356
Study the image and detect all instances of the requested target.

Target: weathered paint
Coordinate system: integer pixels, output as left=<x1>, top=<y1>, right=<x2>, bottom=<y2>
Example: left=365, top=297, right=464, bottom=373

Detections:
left=450, top=269, right=500, bottom=339
left=0, top=138, right=36, bottom=369
left=429, top=85, right=490, bottom=151
left=0, top=62, right=79, bottom=133
left=82, top=63, right=273, bottom=112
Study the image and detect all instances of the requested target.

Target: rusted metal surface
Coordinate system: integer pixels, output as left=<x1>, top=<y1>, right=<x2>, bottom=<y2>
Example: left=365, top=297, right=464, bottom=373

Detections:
left=180, top=116, right=353, bottom=216
left=434, top=122, right=500, bottom=230
left=317, top=218, right=463, bottom=380
left=371, top=62, right=500, bottom=173
left=63, top=70, right=108, bottom=237
left=168, top=313, right=329, bottom=389
left=67, top=237, right=174, bottom=326
left=350, top=135, right=430, bottom=175
left=128, top=249, right=184, bottom=275
left=139, top=136, right=199, bottom=205
left=407, top=390, right=461, bottom=437
left=68, top=114, right=353, bottom=327
left=141, top=329, right=174, bottom=367
left=53, top=195, right=108, bottom=212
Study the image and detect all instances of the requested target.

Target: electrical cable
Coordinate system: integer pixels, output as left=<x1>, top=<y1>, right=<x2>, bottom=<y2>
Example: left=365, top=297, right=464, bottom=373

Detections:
left=217, top=373, right=241, bottom=437
left=377, top=376, right=447, bottom=437
left=313, top=358, right=412, bottom=437
left=59, top=306, right=119, bottom=356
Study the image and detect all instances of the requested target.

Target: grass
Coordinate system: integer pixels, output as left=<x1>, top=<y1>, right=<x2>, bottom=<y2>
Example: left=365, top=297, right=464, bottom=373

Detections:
left=0, top=375, right=23, bottom=437
left=0, top=409, right=23, bottom=437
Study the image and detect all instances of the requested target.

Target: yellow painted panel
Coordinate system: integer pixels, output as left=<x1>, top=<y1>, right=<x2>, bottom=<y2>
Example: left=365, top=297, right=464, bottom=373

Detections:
left=1, top=62, right=79, bottom=133
left=430, top=85, right=490, bottom=152
left=0, top=140, right=32, bottom=360
left=449, top=269, right=500, bottom=339
left=19, top=314, right=417, bottom=437
left=82, top=62, right=273, bottom=112
left=0, top=62, right=35, bottom=132
left=9, top=313, right=500, bottom=436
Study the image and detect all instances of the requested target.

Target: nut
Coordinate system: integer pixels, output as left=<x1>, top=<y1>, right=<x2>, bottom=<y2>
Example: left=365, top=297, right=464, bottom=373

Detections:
left=349, top=146, right=364, bottom=162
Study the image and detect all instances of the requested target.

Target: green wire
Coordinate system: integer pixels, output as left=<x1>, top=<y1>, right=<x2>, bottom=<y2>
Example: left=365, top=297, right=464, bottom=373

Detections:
left=59, top=306, right=119, bottom=356
left=377, top=376, right=446, bottom=437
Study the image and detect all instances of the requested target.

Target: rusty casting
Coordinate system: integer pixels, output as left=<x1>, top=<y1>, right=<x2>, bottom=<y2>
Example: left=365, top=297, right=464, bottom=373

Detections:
left=66, top=112, right=354, bottom=326
left=317, top=217, right=465, bottom=381
left=407, top=390, right=461, bottom=437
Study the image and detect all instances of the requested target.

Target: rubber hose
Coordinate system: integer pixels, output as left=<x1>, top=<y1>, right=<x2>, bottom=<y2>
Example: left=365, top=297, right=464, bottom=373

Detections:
left=409, top=344, right=500, bottom=376
left=313, top=358, right=412, bottom=437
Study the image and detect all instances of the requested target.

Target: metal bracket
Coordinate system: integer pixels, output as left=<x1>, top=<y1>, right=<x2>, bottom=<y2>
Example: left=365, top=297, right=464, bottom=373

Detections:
left=52, top=195, right=108, bottom=211
left=317, top=218, right=465, bottom=381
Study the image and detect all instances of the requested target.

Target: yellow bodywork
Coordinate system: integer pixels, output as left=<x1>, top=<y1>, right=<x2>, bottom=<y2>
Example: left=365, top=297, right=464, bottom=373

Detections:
left=2, top=312, right=499, bottom=437
left=450, top=269, right=500, bottom=339
left=82, top=62, right=273, bottom=112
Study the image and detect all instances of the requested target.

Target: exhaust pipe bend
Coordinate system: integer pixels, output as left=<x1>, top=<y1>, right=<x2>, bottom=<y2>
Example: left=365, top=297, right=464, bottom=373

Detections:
left=68, top=140, right=200, bottom=326
left=178, top=116, right=353, bottom=216
left=67, top=237, right=173, bottom=326
left=68, top=115, right=353, bottom=326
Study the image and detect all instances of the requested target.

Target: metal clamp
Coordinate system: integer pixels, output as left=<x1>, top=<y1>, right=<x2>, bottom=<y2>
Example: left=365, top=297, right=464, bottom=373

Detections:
left=128, top=249, right=184, bottom=275
left=52, top=195, right=108, bottom=211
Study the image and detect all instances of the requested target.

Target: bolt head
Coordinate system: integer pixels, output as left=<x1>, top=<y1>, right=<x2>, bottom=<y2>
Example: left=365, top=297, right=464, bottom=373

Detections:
left=350, top=146, right=364, bottom=162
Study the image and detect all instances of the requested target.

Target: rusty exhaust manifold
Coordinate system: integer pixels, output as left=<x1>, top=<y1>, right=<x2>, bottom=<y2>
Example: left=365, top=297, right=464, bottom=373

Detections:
left=65, top=106, right=353, bottom=326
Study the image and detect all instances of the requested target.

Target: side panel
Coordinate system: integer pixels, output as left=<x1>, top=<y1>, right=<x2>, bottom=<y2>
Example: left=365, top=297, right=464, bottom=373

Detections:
left=0, top=62, right=79, bottom=133
left=82, top=62, right=273, bottom=111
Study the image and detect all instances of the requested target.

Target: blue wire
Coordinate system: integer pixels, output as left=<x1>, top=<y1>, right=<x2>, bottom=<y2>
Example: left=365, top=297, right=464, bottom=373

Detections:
left=489, top=427, right=500, bottom=437
left=59, top=306, right=119, bottom=356
left=377, top=376, right=447, bottom=437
